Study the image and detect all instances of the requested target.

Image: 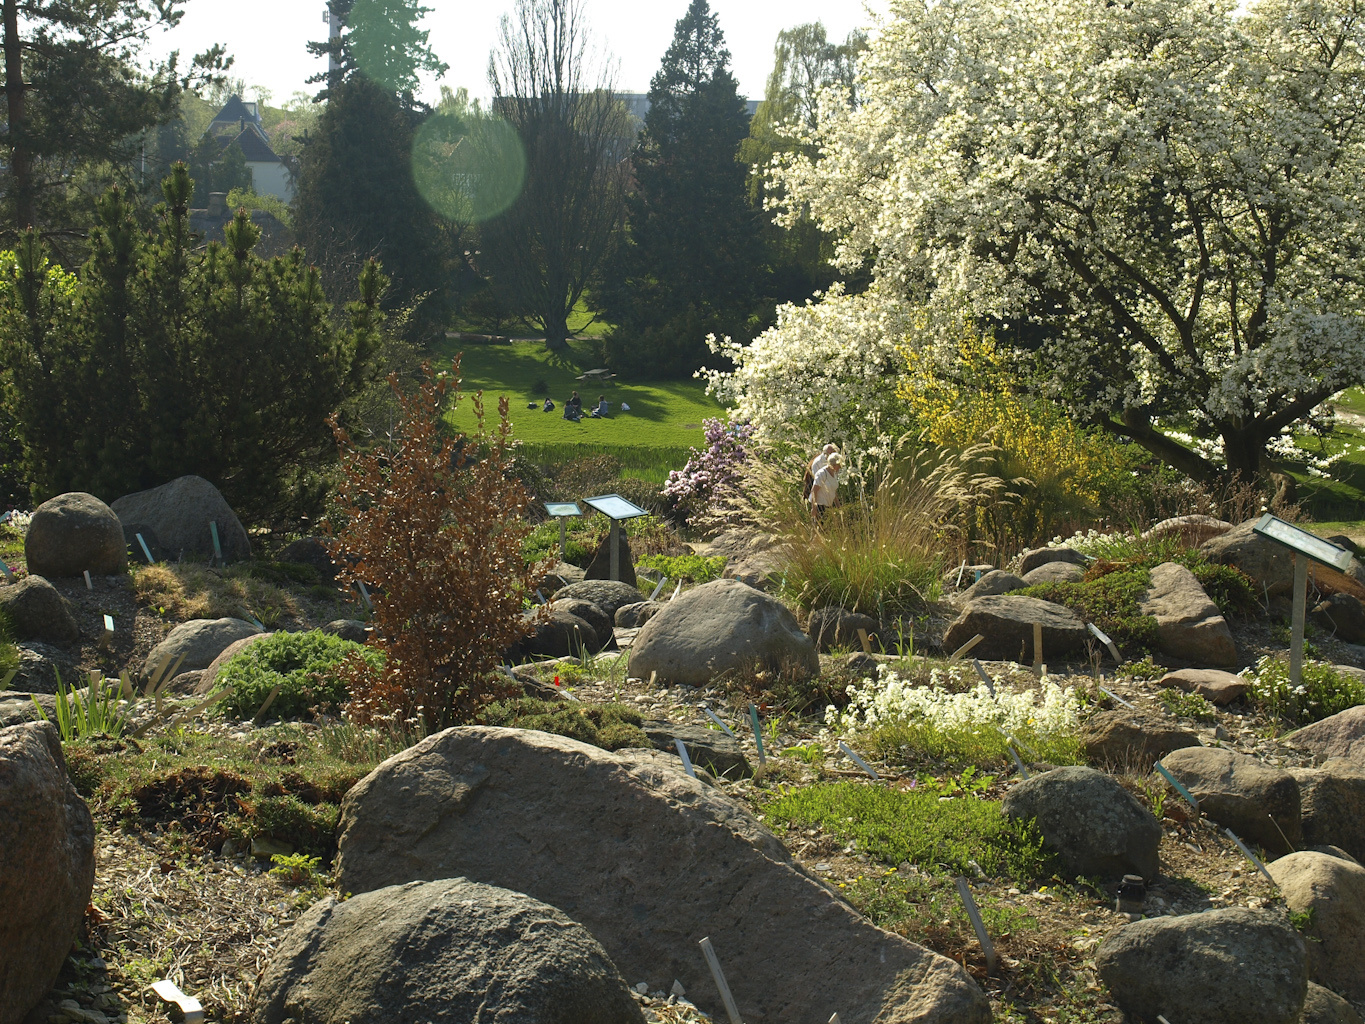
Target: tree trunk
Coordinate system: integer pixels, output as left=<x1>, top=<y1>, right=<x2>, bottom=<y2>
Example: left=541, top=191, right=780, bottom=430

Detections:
left=542, top=310, right=569, bottom=352
left=2, top=0, right=33, bottom=229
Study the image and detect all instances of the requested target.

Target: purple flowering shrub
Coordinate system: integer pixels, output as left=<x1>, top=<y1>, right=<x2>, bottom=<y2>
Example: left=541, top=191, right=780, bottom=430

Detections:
left=661, top=418, right=756, bottom=526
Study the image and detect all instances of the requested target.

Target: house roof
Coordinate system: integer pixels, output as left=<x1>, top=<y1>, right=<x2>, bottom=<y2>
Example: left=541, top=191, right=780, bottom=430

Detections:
left=220, top=128, right=280, bottom=164
left=210, top=95, right=260, bottom=129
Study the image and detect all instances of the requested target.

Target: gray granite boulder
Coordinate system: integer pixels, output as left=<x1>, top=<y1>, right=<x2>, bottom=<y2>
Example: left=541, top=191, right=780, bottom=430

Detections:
left=0, top=576, right=78, bottom=643
left=1270, top=851, right=1365, bottom=1005
left=1162, top=746, right=1301, bottom=855
left=1017, top=546, right=1088, bottom=575
left=250, top=877, right=644, bottom=1024
left=25, top=492, right=125, bottom=578
left=1096, top=907, right=1307, bottom=1024
left=334, top=727, right=991, bottom=1024
left=1001, top=766, right=1162, bottom=880
left=1021, top=561, right=1085, bottom=586
left=940, top=595, right=1086, bottom=663
left=0, top=722, right=96, bottom=1024
left=1080, top=709, right=1201, bottom=766
left=1137, top=562, right=1237, bottom=666
left=112, top=475, right=250, bottom=562
left=142, top=617, right=263, bottom=677
left=628, top=579, right=819, bottom=687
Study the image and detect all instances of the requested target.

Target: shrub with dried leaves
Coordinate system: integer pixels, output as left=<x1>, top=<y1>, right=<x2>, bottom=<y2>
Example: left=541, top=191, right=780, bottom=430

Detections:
left=327, top=358, right=545, bottom=730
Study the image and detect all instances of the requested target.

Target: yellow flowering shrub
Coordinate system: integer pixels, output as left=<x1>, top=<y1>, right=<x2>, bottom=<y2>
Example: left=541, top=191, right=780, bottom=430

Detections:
left=898, top=322, right=1137, bottom=553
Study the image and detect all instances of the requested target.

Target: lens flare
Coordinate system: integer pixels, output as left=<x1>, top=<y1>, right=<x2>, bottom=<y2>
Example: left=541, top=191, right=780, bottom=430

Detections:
left=412, top=111, right=526, bottom=224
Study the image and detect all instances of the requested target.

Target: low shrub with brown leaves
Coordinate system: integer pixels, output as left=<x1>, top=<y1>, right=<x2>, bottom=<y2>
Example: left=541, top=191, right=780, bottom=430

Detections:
left=327, top=358, right=546, bottom=730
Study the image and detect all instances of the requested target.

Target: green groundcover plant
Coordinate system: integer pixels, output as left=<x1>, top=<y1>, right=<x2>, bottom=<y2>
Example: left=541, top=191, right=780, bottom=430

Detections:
left=1246, top=656, right=1365, bottom=726
left=764, top=781, right=1053, bottom=882
left=219, top=630, right=383, bottom=720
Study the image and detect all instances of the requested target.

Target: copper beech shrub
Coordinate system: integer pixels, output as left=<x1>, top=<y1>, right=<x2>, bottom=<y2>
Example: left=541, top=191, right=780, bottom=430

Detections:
left=326, top=358, right=546, bottom=730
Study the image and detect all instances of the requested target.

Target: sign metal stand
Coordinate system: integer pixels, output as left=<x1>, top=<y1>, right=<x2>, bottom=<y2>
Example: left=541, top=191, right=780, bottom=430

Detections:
left=1252, top=514, right=1353, bottom=687
left=582, top=494, right=649, bottom=581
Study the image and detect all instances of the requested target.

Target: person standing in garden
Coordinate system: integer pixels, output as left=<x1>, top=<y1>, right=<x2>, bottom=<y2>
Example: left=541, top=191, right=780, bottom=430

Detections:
left=809, top=453, right=843, bottom=522
left=804, top=443, right=838, bottom=499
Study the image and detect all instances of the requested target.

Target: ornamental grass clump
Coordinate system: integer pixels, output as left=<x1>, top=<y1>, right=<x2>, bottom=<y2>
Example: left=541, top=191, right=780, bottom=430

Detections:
left=826, top=667, right=1083, bottom=768
left=327, top=358, right=546, bottom=731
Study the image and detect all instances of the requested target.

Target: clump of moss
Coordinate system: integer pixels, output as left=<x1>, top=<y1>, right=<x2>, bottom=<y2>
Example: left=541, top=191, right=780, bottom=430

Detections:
left=477, top=697, right=649, bottom=750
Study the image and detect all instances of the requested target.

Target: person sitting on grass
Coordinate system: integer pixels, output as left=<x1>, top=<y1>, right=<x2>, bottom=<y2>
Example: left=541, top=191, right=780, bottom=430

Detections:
left=590, top=395, right=609, bottom=418
left=542, top=398, right=555, bottom=412
left=564, top=391, right=582, bottom=422
left=809, top=452, right=843, bottom=524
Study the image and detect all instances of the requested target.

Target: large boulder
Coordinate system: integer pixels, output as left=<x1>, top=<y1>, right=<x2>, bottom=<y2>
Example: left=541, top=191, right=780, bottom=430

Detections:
left=0, top=721, right=96, bottom=1024
left=111, top=475, right=251, bottom=562
left=1301, top=982, right=1364, bottom=1024
left=320, top=619, right=368, bottom=644
left=1080, top=709, right=1201, bottom=766
left=940, top=595, right=1086, bottom=664
left=1270, top=851, right=1365, bottom=1005
left=1017, top=546, right=1087, bottom=575
left=549, top=598, right=613, bottom=651
left=334, top=727, right=991, bottom=1024
left=1161, top=747, right=1301, bottom=855
left=553, top=580, right=646, bottom=621
left=250, top=877, right=644, bottom=1024
left=1158, top=667, right=1248, bottom=706
left=519, top=609, right=599, bottom=660
left=1293, top=759, right=1365, bottom=864
left=807, top=606, right=880, bottom=652
left=1137, top=562, right=1237, bottom=666
left=627, top=579, right=819, bottom=687
left=0, top=576, right=78, bottom=643
left=1021, top=561, right=1085, bottom=586
left=1201, top=519, right=1297, bottom=596
left=24, top=492, right=125, bottom=578
left=583, top=529, right=636, bottom=589
left=1286, top=706, right=1365, bottom=765
left=960, top=570, right=1027, bottom=601
left=1142, top=514, right=1234, bottom=546
left=1001, top=766, right=1162, bottom=880
left=142, top=617, right=262, bottom=677
left=278, top=537, right=337, bottom=584
left=1313, top=593, right=1365, bottom=644
left=1095, top=907, right=1307, bottom=1024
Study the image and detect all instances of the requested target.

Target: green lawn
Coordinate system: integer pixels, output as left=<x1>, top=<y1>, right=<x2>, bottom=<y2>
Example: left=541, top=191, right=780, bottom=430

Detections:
left=434, top=338, right=727, bottom=477
left=449, top=294, right=613, bottom=339
left=1288, top=389, right=1365, bottom=528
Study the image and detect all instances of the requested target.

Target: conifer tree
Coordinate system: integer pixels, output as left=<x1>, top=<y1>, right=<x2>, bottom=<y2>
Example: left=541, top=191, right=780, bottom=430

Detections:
left=600, top=0, right=763, bottom=377
left=0, top=165, right=380, bottom=522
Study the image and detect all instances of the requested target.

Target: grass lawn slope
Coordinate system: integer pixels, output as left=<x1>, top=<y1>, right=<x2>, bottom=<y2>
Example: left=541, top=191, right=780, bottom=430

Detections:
left=435, top=338, right=726, bottom=479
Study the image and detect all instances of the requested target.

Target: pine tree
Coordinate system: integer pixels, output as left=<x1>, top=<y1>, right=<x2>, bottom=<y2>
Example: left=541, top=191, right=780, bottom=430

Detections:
left=0, top=165, right=380, bottom=523
left=600, top=0, right=764, bottom=377
left=0, top=0, right=228, bottom=245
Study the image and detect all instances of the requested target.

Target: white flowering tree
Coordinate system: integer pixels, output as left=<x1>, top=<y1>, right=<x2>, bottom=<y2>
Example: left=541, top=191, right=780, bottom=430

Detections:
left=749, top=0, right=1365, bottom=485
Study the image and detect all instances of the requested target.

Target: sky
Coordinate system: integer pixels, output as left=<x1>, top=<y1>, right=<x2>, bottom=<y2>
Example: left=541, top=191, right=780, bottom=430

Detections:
left=147, top=0, right=886, bottom=109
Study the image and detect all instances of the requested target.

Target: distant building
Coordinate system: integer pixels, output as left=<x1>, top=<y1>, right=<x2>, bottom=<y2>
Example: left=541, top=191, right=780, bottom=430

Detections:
left=203, top=95, right=293, bottom=202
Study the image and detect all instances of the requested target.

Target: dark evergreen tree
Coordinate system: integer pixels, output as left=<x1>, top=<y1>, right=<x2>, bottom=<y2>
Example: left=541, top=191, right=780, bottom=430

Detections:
left=295, top=0, right=452, bottom=325
left=1, top=0, right=228, bottom=248
left=599, top=0, right=764, bottom=377
left=306, top=0, right=447, bottom=100
left=293, top=74, right=448, bottom=321
left=0, top=165, right=381, bottom=523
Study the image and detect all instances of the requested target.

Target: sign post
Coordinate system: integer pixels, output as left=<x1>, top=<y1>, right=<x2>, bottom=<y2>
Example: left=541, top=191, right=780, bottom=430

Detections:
left=1252, top=514, right=1353, bottom=687
left=543, top=502, right=583, bottom=561
left=582, top=494, right=649, bottom=582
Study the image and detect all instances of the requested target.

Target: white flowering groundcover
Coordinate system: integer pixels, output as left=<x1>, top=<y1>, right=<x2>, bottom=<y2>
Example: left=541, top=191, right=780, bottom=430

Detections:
left=826, top=664, right=1085, bottom=766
